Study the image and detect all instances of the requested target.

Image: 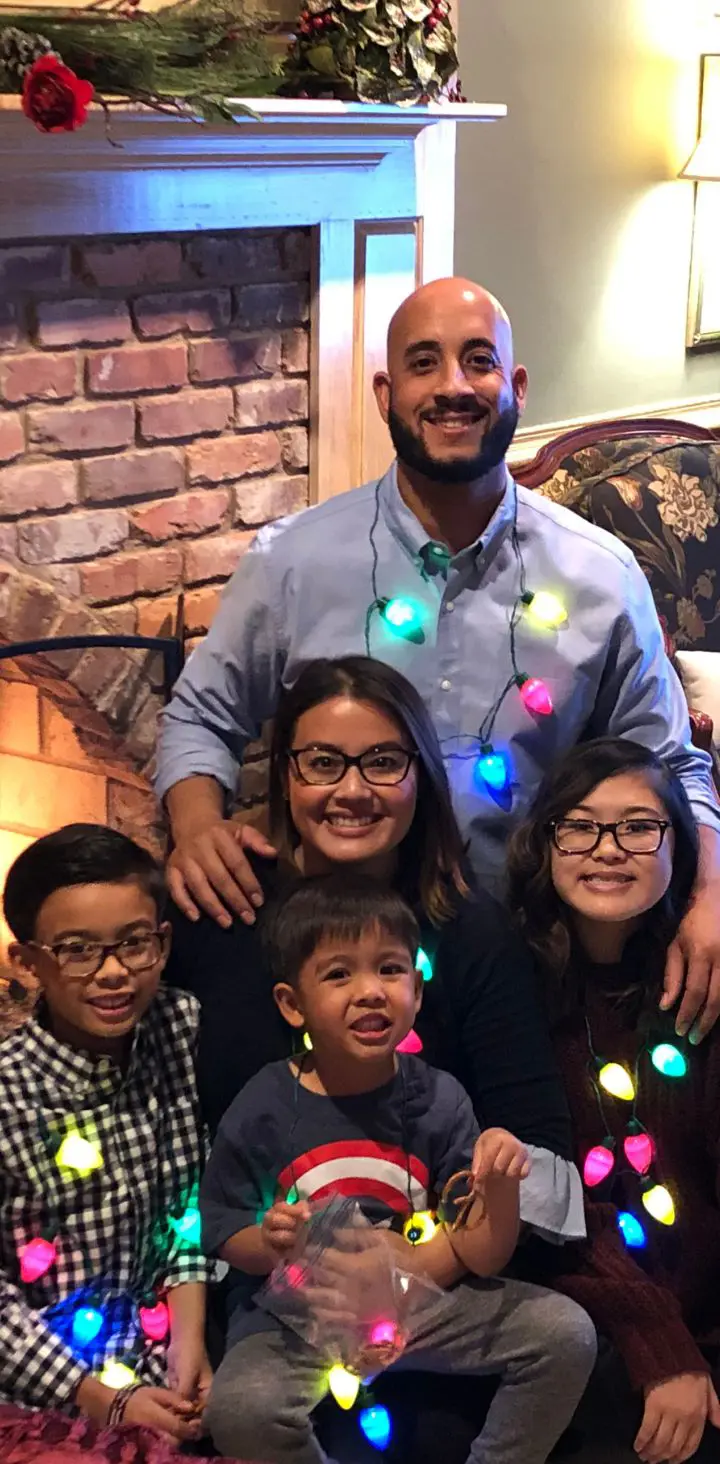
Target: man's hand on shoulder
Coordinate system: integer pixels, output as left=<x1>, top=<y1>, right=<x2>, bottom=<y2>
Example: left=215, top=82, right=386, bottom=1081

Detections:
left=167, top=820, right=277, bottom=928
left=663, top=830, right=720, bottom=1043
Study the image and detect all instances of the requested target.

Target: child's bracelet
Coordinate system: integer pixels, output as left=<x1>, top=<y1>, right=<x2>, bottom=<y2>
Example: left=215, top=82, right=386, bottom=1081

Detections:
left=106, top=1381, right=144, bottom=1428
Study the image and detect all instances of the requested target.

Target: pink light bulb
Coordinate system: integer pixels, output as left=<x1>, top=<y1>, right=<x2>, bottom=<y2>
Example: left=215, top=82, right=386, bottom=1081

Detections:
left=370, top=1321, right=398, bottom=1347
left=19, top=1236, right=57, bottom=1283
left=139, top=1300, right=170, bottom=1341
left=396, top=1029, right=423, bottom=1054
left=519, top=677, right=554, bottom=716
left=583, top=1144, right=615, bottom=1187
left=624, top=1133, right=654, bottom=1174
left=285, top=1263, right=305, bottom=1289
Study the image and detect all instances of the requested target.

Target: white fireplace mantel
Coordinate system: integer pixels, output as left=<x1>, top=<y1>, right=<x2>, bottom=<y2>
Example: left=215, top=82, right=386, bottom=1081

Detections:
left=0, top=96, right=505, bottom=500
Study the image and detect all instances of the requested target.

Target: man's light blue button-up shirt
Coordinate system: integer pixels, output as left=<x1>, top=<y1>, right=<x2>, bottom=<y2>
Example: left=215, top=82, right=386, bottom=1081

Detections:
left=156, top=464, right=719, bottom=891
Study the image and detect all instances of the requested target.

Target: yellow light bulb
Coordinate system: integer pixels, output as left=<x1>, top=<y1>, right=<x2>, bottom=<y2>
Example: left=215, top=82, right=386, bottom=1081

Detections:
left=328, top=1364, right=360, bottom=1411
left=303, top=1032, right=313, bottom=1052
left=99, top=1361, right=137, bottom=1390
left=403, top=1211, right=438, bottom=1246
left=642, top=1184, right=675, bottom=1226
left=56, top=1133, right=103, bottom=1178
left=598, top=1062, right=635, bottom=1101
left=527, top=591, right=567, bottom=628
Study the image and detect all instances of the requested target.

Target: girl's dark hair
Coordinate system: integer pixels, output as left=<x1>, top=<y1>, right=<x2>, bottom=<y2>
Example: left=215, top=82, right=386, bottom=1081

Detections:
left=268, top=656, right=470, bottom=924
left=507, top=738, right=699, bottom=1011
left=264, top=873, right=420, bottom=988
left=3, top=823, right=165, bottom=944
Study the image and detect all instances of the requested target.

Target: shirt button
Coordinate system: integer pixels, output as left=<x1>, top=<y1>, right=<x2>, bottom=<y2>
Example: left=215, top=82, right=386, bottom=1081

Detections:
left=443, top=602, right=455, bottom=615
left=440, top=678, right=452, bottom=692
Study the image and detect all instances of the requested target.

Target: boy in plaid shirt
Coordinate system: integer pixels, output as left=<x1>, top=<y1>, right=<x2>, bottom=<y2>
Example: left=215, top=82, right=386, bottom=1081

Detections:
left=0, top=824, right=210, bottom=1443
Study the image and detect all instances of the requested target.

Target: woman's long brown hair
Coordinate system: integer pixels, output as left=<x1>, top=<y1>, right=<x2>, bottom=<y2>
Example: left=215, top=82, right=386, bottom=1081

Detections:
left=507, top=738, right=698, bottom=1015
left=268, top=656, right=470, bottom=925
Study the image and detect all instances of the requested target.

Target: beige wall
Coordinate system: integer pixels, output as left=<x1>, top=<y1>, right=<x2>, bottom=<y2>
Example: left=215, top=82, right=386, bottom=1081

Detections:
left=454, top=0, right=720, bottom=430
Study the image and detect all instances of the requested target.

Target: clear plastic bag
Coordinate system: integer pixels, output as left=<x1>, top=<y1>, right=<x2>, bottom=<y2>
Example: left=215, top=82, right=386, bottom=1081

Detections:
left=255, top=1196, right=450, bottom=1380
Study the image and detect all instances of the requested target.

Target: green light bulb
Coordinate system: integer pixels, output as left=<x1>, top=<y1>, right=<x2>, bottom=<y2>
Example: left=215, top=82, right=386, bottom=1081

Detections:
left=379, top=597, right=424, bottom=643
left=650, top=1043, right=687, bottom=1079
left=416, top=947, right=433, bottom=983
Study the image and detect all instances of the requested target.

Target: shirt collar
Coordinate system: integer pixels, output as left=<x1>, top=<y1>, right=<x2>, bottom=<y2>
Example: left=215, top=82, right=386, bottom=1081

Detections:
left=378, top=460, right=517, bottom=572
left=24, top=1000, right=152, bottom=1091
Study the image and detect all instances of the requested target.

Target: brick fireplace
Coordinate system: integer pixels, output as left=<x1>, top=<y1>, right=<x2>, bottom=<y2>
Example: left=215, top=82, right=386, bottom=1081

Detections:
left=0, top=227, right=311, bottom=649
left=0, top=97, right=501, bottom=995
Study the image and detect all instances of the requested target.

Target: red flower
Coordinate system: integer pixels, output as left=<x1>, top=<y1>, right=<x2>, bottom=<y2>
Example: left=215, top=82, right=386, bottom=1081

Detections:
left=22, top=55, right=94, bottom=134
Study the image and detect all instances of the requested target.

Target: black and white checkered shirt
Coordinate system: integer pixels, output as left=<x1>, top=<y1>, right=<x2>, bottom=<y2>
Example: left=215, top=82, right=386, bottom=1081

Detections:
left=0, top=986, right=208, bottom=1410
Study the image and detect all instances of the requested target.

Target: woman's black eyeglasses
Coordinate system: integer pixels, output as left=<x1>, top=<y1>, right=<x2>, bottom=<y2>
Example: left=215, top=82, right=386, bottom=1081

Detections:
left=288, top=744, right=417, bottom=788
left=548, top=818, right=671, bottom=855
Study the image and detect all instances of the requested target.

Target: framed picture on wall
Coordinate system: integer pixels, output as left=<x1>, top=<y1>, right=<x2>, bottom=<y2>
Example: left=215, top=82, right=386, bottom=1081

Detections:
left=686, top=54, right=720, bottom=351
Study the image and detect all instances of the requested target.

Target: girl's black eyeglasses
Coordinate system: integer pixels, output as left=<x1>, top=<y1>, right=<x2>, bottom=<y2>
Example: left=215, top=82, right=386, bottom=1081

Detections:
left=548, top=818, right=671, bottom=855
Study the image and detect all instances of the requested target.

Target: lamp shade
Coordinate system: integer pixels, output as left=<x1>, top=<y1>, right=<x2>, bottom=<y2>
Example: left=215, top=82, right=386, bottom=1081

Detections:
left=681, top=134, right=720, bottom=180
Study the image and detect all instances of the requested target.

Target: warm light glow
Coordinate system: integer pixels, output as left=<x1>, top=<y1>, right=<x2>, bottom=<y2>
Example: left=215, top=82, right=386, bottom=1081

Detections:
left=583, top=1144, right=615, bottom=1187
left=99, top=1361, right=137, bottom=1390
left=56, top=1133, right=103, bottom=1178
left=624, top=1132, right=654, bottom=1174
left=403, top=1211, right=438, bottom=1246
left=681, top=132, right=720, bottom=179
left=642, top=1183, right=676, bottom=1226
left=650, top=1043, right=687, bottom=1078
left=598, top=1062, right=636, bottom=1101
left=524, top=592, right=567, bottom=628
left=328, top=1364, right=360, bottom=1410
left=599, top=183, right=694, bottom=365
left=396, top=1029, right=422, bottom=1054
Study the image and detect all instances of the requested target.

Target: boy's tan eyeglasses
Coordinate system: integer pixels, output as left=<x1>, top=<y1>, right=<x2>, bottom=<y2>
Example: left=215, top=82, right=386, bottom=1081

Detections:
left=29, top=931, right=168, bottom=980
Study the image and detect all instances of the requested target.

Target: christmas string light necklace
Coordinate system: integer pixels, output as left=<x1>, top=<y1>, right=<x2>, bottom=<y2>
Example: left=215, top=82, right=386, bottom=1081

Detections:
left=363, top=480, right=566, bottom=793
left=583, top=1016, right=688, bottom=1249
left=18, top=1115, right=201, bottom=1386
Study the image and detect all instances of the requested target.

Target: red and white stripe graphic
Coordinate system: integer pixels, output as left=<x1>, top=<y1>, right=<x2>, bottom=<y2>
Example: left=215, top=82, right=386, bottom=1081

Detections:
left=278, top=1140, right=428, bottom=1213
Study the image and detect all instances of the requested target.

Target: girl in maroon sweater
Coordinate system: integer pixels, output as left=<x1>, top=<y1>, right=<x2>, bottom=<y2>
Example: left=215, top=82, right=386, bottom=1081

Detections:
left=508, top=737, right=720, bottom=1464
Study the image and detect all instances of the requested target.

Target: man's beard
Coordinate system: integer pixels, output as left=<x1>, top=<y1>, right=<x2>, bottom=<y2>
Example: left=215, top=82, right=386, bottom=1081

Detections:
left=387, top=399, right=520, bottom=485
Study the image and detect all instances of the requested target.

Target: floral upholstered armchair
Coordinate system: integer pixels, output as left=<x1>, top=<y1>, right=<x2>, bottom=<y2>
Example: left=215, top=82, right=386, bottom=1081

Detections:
left=514, top=417, right=720, bottom=754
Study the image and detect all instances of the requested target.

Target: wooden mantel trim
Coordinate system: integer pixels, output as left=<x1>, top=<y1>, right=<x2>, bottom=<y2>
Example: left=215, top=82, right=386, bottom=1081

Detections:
left=0, top=97, right=506, bottom=504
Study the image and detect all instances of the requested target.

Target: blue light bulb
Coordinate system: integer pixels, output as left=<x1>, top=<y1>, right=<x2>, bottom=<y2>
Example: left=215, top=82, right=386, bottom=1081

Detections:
left=72, top=1305, right=104, bottom=1346
left=475, top=747, right=510, bottom=792
left=618, top=1211, right=646, bottom=1249
left=359, top=1404, right=392, bottom=1451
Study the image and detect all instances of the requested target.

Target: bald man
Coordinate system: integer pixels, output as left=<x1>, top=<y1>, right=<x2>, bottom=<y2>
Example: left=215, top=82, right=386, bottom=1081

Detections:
left=156, top=278, right=720, bottom=1037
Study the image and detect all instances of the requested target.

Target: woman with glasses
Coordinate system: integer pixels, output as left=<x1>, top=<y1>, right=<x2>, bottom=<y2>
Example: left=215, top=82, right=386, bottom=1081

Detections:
left=166, top=656, right=582, bottom=1248
left=508, top=737, right=720, bottom=1464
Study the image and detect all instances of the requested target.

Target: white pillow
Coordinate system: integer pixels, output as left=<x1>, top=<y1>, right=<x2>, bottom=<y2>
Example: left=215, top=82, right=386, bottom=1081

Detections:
left=675, top=651, right=720, bottom=746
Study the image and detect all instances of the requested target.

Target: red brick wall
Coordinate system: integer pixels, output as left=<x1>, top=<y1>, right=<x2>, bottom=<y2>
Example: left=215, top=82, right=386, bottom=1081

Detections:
left=0, top=229, right=311, bottom=651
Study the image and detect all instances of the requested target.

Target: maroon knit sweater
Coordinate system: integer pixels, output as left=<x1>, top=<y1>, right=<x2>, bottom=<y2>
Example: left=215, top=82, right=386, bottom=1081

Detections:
left=545, top=966, right=720, bottom=1392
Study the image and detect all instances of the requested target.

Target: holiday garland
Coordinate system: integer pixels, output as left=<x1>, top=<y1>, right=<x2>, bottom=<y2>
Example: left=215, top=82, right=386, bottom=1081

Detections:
left=0, top=0, right=461, bottom=135
left=0, top=2, right=280, bottom=132
left=284, top=0, right=461, bottom=104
